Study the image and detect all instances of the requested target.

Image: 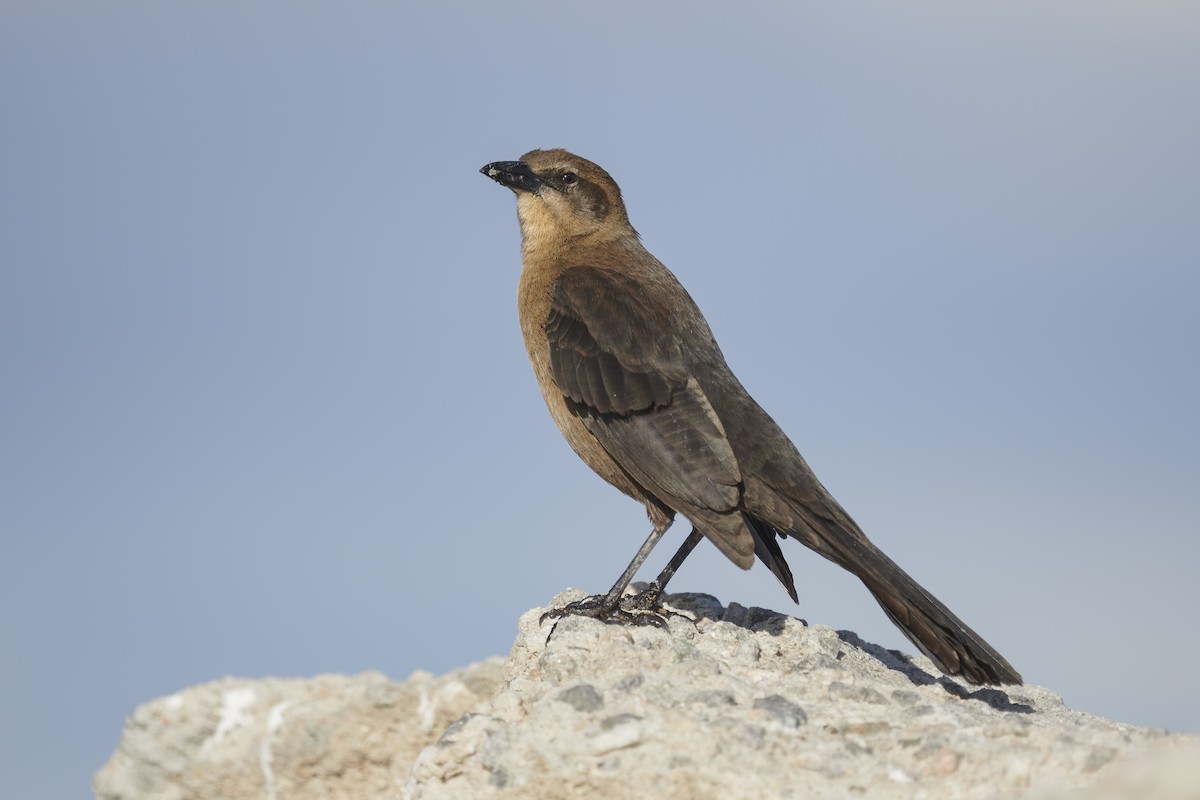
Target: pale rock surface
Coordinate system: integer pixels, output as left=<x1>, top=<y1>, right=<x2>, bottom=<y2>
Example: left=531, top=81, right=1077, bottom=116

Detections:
left=93, top=663, right=504, bottom=800
left=96, top=592, right=1200, bottom=799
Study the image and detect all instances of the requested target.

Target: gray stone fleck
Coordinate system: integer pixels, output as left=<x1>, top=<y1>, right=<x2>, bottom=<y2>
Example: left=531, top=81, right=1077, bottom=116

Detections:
left=689, top=690, right=737, bottom=708
left=914, top=740, right=949, bottom=759
left=1085, top=746, right=1118, bottom=772
left=487, top=766, right=509, bottom=788
left=612, top=674, right=644, bottom=691
left=600, top=713, right=642, bottom=730
left=753, top=694, right=807, bottom=728
left=557, top=683, right=603, bottom=712
left=829, top=681, right=889, bottom=705
left=436, top=712, right=478, bottom=746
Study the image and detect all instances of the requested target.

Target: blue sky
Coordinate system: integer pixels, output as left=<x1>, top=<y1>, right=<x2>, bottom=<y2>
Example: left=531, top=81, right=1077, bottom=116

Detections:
left=2, top=3, right=1198, bottom=797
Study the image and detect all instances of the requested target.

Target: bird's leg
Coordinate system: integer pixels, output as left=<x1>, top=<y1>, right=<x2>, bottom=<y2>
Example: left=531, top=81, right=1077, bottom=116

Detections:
left=595, top=520, right=670, bottom=609
left=620, top=526, right=704, bottom=612
left=541, top=522, right=673, bottom=629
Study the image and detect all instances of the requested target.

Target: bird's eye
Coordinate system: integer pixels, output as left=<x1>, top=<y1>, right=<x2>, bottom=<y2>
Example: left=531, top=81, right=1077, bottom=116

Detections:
left=561, top=171, right=579, bottom=186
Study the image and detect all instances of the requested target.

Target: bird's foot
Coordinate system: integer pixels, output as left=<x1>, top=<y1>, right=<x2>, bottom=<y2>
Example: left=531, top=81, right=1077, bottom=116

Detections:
left=540, top=584, right=676, bottom=634
left=616, top=580, right=669, bottom=614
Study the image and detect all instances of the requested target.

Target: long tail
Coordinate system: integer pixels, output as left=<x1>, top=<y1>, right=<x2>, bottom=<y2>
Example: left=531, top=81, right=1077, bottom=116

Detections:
left=751, top=510, right=1022, bottom=685
left=826, top=527, right=1021, bottom=685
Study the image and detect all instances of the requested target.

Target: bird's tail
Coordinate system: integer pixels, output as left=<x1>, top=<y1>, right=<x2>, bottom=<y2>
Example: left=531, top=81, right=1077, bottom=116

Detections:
left=767, top=511, right=1021, bottom=686
left=746, top=514, right=799, bottom=603
left=833, top=530, right=1021, bottom=685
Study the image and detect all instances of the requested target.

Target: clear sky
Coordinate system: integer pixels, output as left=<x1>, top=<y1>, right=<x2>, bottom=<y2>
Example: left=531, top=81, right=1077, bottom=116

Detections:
left=3, top=3, right=1198, bottom=798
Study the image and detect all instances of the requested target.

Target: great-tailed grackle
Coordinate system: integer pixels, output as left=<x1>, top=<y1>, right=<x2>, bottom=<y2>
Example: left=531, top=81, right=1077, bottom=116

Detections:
left=481, top=149, right=1022, bottom=686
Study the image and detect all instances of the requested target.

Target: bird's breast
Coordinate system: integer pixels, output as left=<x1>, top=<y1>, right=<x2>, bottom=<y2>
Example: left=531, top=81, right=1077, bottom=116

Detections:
left=516, top=261, right=654, bottom=508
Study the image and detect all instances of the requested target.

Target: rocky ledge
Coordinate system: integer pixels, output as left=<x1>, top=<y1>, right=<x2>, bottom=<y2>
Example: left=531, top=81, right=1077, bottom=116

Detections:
left=95, top=591, right=1199, bottom=799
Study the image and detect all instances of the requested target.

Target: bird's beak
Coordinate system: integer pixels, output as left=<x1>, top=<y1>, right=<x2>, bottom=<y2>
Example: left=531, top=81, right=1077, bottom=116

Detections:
left=480, top=161, right=542, bottom=193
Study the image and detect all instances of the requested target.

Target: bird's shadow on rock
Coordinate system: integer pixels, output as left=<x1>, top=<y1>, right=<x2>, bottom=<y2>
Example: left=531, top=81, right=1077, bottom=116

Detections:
left=661, top=591, right=789, bottom=631
left=660, top=592, right=1033, bottom=715
left=835, top=629, right=1035, bottom=714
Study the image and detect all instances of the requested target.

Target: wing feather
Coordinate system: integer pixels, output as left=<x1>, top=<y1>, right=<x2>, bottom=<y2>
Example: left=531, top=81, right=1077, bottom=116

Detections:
left=546, top=266, right=741, bottom=514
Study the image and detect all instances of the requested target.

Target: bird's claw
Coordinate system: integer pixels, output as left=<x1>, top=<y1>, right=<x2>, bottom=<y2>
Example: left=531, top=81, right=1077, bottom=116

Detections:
left=540, top=589, right=677, bottom=635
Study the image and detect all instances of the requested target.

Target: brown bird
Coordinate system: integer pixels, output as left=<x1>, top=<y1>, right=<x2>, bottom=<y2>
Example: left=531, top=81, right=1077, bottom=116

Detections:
left=481, top=148, right=1021, bottom=686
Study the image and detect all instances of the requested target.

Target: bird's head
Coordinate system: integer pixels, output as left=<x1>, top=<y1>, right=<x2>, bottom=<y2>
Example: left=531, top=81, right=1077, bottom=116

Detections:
left=480, top=149, right=634, bottom=250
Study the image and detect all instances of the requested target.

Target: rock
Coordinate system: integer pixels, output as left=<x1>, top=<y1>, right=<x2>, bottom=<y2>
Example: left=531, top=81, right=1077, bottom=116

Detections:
left=93, top=664, right=504, bottom=800
left=95, top=591, right=1200, bottom=799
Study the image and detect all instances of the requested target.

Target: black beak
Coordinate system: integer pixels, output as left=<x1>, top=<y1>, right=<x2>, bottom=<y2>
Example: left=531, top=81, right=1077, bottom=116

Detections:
left=480, top=160, right=542, bottom=193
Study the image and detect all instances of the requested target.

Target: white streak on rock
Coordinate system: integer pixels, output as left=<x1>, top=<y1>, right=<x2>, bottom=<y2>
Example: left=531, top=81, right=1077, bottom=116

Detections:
left=200, top=688, right=257, bottom=754
left=259, top=700, right=292, bottom=800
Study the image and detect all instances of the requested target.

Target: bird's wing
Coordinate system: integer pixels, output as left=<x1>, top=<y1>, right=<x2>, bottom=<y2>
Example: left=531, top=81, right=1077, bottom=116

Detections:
left=545, top=266, right=742, bottom=518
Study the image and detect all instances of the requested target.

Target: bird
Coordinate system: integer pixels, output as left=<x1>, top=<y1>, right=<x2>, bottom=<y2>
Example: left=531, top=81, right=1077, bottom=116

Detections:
left=480, top=148, right=1022, bottom=686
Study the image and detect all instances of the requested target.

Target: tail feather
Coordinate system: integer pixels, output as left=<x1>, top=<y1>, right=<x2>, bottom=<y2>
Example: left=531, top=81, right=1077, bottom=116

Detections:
left=825, top=528, right=1022, bottom=685
left=742, top=506, right=1022, bottom=686
left=746, top=515, right=798, bottom=603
